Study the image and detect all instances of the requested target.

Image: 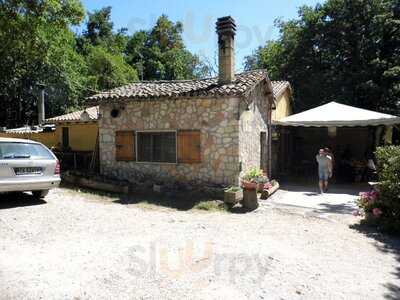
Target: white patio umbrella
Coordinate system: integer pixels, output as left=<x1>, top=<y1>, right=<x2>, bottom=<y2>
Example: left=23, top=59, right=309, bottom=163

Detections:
left=274, top=102, right=400, bottom=127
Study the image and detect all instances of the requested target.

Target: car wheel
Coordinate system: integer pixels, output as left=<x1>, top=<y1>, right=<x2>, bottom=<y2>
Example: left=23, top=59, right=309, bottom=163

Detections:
left=32, top=190, right=49, bottom=199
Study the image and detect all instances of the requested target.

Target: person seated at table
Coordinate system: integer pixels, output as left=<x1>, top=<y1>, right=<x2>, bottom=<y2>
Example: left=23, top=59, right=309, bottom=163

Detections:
left=339, top=145, right=353, bottom=182
left=363, top=151, right=377, bottom=181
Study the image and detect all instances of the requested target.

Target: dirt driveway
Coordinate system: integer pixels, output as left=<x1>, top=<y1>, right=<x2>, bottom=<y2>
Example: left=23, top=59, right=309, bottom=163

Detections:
left=1, top=187, right=399, bottom=299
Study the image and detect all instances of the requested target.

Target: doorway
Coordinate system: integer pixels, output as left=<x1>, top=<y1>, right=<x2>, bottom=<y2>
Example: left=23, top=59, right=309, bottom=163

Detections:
left=62, top=127, right=70, bottom=149
left=260, top=131, right=267, bottom=172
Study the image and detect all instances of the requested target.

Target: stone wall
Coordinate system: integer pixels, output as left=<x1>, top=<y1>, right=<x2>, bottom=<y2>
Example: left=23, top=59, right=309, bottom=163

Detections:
left=239, top=81, right=270, bottom=175
left=99, top=97, right=242, bottom=185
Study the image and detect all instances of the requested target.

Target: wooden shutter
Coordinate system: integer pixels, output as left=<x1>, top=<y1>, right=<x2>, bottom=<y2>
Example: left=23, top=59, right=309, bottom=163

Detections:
left=115, top=131, right=135, bottom=161
left=178, top=130, right=201, bottom=163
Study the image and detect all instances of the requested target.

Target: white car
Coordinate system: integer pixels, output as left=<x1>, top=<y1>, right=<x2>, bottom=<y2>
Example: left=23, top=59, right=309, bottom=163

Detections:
left=0, top=137, right=61, bottom=198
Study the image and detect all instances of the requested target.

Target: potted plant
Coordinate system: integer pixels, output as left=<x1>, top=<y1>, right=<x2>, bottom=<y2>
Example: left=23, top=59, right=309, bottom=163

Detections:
left=224, top=186, right=243, bottom=206
left=240, top=167, right=269, bottom=192
left=255, top=174, right=269, bottom=192
left=240, top=167, right=270, bottom=210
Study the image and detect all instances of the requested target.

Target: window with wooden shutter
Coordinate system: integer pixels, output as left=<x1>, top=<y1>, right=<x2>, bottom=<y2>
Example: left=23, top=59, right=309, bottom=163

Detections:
left=115, top=131, right=135, bottom=161
left=177, top=130, right=201, bottom=163
left=137, top=131, right=176, bottom=163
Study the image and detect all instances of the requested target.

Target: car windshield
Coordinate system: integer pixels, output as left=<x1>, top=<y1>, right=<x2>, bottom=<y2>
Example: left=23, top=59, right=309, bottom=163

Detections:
left=0, top=142, right=54, bottom=160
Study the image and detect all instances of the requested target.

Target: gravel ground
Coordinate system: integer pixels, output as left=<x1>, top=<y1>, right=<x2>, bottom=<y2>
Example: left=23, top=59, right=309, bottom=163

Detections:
left=1, top=187, right=399, bottom=299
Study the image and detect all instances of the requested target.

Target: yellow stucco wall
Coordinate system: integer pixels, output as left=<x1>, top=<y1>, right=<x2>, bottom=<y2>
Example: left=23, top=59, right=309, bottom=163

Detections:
left=272, top=90, right=293, bottom=121
left=0, top=122, right=98, bottom=152
left=0, top=132, right=57, bottom=148
left=54, top=123, right=98, bottom=152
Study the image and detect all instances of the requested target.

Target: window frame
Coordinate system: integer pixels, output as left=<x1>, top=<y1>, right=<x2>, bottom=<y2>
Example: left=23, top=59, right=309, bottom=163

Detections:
left=135, top=130, right=178, bottom=164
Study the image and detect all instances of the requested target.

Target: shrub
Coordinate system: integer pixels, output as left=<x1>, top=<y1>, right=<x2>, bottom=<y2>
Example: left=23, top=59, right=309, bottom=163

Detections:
left=357, top=146, right=400, bottom=233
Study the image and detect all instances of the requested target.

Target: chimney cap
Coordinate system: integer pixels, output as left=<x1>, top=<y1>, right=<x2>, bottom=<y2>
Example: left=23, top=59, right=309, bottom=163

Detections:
left=216, top=16, right=236, bottom=36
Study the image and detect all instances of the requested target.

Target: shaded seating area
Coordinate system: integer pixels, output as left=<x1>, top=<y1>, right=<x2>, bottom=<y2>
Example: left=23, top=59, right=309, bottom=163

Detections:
left=273, top=102, right=400, bottom=183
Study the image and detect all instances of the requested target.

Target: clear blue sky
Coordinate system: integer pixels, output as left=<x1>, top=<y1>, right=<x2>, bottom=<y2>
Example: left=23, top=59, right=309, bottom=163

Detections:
left=79, top=0, right=323, bottom=72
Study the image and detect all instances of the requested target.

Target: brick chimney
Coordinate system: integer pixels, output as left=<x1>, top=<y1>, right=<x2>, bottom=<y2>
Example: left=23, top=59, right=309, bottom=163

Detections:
left=216, top=16, right=236, bottom=84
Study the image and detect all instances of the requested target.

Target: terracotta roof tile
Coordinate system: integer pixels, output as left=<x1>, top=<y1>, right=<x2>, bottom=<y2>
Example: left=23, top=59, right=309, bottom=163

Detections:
left=46, top=79, right=290, bottom=124
left=46, top=106, right=99, bottom=123
left=271, top=81, right=291, bottom=99
left=87, top=70, right=269, bottom=102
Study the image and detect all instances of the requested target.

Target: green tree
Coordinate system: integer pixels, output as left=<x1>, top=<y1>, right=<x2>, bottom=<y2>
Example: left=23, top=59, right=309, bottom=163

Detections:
left=0, top=0, right=86, bottom=127
left=85, top=6, right=114, bottom=46
left=86, top=46, right=138, bottom=91
left=125, top=15, right=210, bottom=80
left=245, top=0, right=400, bottom=114
left=77, top=6, right=129, bottom=54
left=0, top=3, right=210, bottom=128
left=77, top=6, right=138, bottom=91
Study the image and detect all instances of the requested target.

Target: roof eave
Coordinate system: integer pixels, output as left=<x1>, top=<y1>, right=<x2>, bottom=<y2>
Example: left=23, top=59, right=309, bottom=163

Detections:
left=274, top=118, right=400, bottom=127
left=45, top=120, right=98, bottom=125
left=91, top=94, right=244, bottom=105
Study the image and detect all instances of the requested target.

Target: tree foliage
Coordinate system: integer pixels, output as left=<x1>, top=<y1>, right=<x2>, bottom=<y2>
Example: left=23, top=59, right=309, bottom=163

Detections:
left=77, top=6, right=138, bottom=92
left=125, top=15, right=210, bottom=80
left=0, top=0, right=85, bottom=127
left=0, top=3, right=208, bottom=127
left=86, top=46, right=138, bottom=91
left=245, top=0, right=400, bottom=114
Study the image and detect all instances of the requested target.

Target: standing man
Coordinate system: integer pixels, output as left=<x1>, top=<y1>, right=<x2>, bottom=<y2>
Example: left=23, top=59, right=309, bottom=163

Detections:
left=316, top=149, right=332, bottom=194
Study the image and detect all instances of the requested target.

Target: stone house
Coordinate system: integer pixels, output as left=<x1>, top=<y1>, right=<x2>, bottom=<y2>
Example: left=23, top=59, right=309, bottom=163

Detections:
left=88, top=17, right=289, bottom=186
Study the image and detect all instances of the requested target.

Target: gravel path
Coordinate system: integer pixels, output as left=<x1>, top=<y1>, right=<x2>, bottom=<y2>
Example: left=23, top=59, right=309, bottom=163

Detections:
left=0, top=188, right=399, bottom=299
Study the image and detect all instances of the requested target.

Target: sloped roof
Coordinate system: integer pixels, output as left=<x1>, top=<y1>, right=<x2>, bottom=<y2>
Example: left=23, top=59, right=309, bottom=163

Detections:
left=271, top=81, right=291, bottom=99
left=275, top=102, right=400, bottom=127
left=45, top=79, right=289, bottom=124
left=46, top=106, right=99, bottom=123
left=87, top=70, right=269, bottom=102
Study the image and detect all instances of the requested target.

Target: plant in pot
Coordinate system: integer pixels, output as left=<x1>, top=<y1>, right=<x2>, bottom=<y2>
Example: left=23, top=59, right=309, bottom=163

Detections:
left=241, top=168, right=269, bottom=192
left=255, top=174, right=269, bottom=192
left=224, top=186, right=243, bottom=206
left=241, top=167, right=262, bottom=190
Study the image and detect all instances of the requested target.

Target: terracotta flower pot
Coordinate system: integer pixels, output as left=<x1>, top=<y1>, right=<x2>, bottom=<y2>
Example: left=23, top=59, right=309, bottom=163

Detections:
left=241, top=180, right=257, bottom=190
